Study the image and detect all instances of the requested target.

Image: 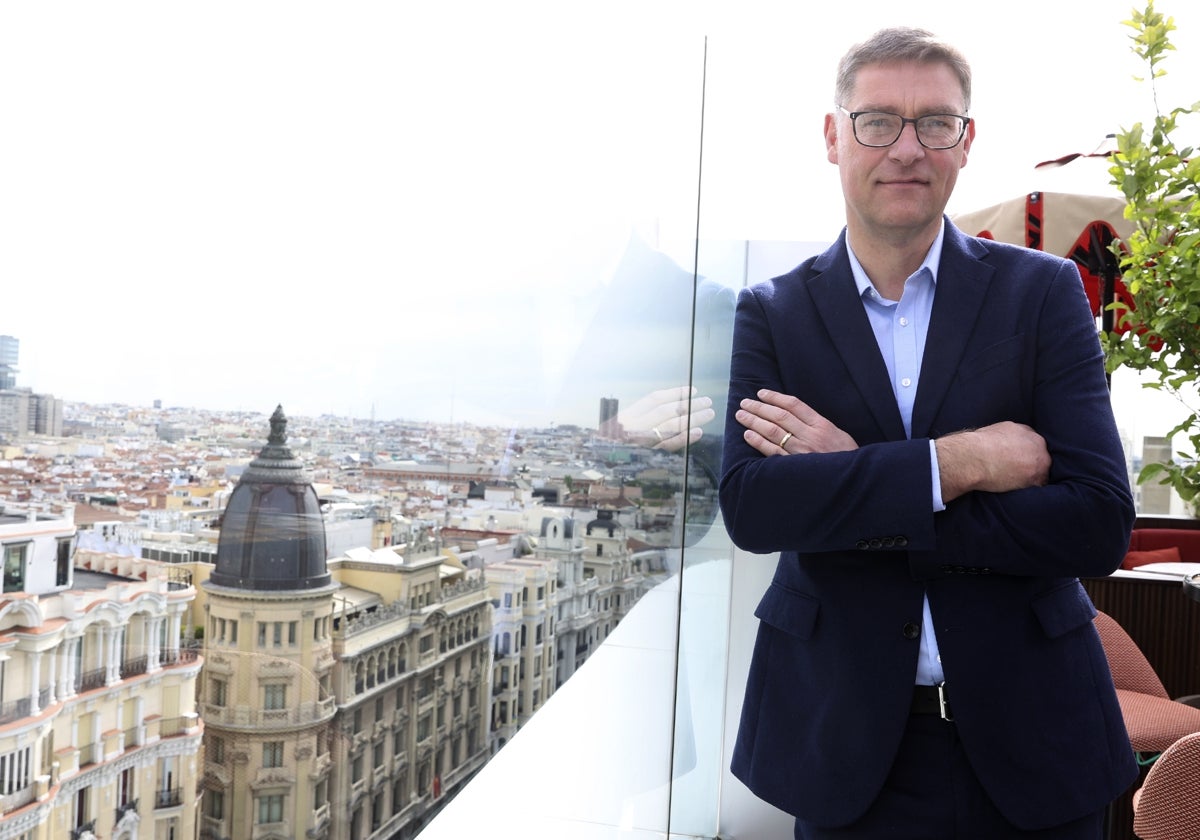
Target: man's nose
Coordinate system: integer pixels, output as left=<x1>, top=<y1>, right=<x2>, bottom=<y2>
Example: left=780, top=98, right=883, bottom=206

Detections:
left=889, top=122, right=926, bottom=162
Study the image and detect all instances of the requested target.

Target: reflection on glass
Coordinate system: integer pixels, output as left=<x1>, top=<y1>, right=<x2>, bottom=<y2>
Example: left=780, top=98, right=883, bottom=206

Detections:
left=2, top=6, right=744, bottom=839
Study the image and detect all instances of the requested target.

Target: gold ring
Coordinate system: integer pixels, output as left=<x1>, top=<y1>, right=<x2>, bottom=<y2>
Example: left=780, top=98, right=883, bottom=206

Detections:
left=779, top=432, right=793, bottom=448
left=653, top=427, right=664, bottom=442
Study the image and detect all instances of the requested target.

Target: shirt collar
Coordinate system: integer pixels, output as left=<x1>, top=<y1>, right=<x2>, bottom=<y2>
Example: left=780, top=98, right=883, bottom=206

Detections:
left=847, top=218, right=945, bottom=300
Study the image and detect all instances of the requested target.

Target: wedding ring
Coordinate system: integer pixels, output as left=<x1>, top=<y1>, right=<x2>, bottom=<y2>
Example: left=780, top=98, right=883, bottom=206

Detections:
left=779, top=432, right=793, bottom=448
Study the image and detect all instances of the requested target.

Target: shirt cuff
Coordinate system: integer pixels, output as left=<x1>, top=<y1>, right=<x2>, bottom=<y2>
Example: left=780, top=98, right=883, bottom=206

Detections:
left=930, top=439, right=946, bottom=513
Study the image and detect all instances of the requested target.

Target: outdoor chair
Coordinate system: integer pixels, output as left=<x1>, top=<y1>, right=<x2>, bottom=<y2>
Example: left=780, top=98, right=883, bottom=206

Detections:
left=1093, top=610, right=1200, bottom=753
left=1132, top=731, right=1200, bottom=840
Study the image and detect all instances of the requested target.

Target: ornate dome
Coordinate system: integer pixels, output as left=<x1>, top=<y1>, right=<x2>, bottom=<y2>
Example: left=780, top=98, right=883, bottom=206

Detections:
left=210, top=405, right=332, bottom=591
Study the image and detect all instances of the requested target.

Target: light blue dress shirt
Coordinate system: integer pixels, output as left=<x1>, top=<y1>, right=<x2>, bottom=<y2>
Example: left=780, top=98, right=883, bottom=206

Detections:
left=846, top=222, right=947, bottom=686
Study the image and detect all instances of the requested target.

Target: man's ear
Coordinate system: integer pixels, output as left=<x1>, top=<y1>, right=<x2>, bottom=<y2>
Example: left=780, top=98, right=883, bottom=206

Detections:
left=824, top=112, right=839, bottom=164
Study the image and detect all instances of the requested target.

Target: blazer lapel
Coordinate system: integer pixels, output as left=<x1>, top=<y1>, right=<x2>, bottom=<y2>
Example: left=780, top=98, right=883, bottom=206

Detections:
left=808, top=239, right=907, bottom=442
left=911, top=224, right=995, bottom=439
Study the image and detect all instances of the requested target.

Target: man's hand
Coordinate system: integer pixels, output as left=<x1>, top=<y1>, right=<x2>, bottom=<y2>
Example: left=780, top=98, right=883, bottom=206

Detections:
left=599, top=386, right=715, bottom=453
left=935, top=421, right=1051, bottom=503
left=736, top=389, right=858, bottom=457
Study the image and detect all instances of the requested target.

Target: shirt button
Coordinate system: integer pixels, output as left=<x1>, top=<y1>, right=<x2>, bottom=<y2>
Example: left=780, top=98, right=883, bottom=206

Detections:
left=901, top=377, right=912, bottom=388
left=903, top=622, right=921, bottom=640
left=899, top=316, right=909, bottom=327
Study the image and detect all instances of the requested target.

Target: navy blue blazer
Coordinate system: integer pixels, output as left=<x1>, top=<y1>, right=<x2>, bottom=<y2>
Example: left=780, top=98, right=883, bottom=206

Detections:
left=719, top=221, right=1137, bottom=830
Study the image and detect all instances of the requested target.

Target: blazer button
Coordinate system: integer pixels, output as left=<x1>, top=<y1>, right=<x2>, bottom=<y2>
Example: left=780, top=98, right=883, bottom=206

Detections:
left=895, top=536, right=908, bottom=547
left=856, top=540, right=869, bottom=550
left=869, top=538, right=882, bottom=549
left=902, top=622, right=921, bottom=640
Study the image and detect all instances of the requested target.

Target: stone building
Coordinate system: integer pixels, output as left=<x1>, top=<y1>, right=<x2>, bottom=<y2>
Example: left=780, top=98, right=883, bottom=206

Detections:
left=199, top=407, right=491, bottom=840
left=0, top=502, right=202, bottom=840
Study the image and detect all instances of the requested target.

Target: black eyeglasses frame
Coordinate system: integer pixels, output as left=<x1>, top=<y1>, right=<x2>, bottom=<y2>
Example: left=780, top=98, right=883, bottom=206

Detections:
left=837, top=106, right=972, bottom=150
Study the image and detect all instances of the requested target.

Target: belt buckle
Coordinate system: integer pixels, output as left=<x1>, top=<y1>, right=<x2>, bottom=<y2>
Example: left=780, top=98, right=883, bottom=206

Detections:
left=936, top=681, right=953, bottom=722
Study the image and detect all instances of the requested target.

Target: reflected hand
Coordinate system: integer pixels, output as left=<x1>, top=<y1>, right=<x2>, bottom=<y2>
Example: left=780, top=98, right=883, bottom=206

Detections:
left=736, top=389, right=858, bottom=457
left=600, top=386, right=716, bottom=453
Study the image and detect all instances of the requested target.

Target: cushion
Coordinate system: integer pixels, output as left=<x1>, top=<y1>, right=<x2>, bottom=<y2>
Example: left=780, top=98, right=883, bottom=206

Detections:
left=1122, top=546, right=1182, bottom=571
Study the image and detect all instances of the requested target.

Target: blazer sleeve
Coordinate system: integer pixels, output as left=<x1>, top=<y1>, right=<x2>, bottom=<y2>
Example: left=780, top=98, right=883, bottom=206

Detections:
left=718, top=252, right=1134, bottom=578
left=910, top=260, right=1134, bottom=579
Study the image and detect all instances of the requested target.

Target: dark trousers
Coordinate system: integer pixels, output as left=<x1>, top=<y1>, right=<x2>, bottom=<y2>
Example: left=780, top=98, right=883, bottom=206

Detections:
left=794, top=713, right=1106, bottom=840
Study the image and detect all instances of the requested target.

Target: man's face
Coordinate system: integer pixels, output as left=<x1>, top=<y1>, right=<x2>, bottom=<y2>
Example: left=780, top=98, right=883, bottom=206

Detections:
left=825, top=60, right=974, bottom=245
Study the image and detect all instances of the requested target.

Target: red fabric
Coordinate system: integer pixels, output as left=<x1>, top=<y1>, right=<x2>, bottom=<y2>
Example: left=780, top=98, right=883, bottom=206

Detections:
left=1133, top=732, right=1200, bottom=839
left=1128, top=529, right=1200, bottom=563
left=1122, top=546, right=1183, bottom=570
left=1115, top=690, right=1200, bottom=752
left=1095, top=612, right=1170, bottom=698
left=1096, top=612, right=1200, bottom=754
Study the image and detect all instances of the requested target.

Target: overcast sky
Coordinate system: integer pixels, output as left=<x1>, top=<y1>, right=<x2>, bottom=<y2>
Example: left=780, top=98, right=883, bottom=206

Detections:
left=2, top=0, right=1196, bottom=433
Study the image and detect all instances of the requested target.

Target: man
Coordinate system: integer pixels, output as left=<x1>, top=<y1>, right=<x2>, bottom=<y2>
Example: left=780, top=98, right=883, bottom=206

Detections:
left=719, top=27, right=1136, bottom=839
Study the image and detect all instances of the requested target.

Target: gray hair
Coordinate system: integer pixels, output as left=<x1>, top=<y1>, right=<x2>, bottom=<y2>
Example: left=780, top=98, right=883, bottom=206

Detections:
left=834, top=27, right=972, bottom=112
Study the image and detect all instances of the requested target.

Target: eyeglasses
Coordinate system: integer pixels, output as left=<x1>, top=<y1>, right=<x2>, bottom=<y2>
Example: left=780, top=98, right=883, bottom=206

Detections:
left=838, top=107, right=971, bottom=150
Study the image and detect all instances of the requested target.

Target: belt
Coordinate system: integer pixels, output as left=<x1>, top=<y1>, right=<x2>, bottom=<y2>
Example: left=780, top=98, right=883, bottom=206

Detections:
left=912, top=683, right=954, bottom=721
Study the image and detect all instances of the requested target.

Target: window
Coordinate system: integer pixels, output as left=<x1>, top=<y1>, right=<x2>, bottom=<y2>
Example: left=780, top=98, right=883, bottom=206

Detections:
left=373, top=740, right=384, bottom=769
left=210, top=679, right=227, bottom=707
left=229, top=620, right=238, bottom=644
left=117, top=768, right=134, bottom=806
left=263, top=741, right=284, bottom=768
left=256, top=794, right=284, bottom=825
left=2, top=544, right=28, bottom=593
left=56, top=539, right=71, bottom=586
left=417, top=713, right=431, bottom=742
left=273, top=622, right=282, bottom=646
left=288, top=621, right=297, bottom=645
left=258, top=622, right=267, bottom=647
left=205, top=789, right=225, bottom=820
left=352, top=754, right=363, bottom=783
left=419, top=635, right=433, bottom=654
left=264, top=684, right=287, bottom=710
left=0, top=746, right=32, bottom=796
left=74, top=787, right=88, bottom=830
left=208, top=736, right=225, bottom=764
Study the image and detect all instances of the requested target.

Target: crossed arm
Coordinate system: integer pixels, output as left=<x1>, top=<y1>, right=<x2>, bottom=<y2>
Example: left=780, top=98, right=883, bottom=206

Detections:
left=735, top=388, right=1051, bottom=503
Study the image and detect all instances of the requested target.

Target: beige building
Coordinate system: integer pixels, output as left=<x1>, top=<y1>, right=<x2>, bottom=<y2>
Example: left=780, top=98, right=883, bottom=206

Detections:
left=483, top=556, right=557, bottom=752
left=329, top=541, right=491, bottom=839
left=540, top=511, right=645, bottom=688
left=199, top=408, right=491, bottom=840
left=0, top=502, right=203, bottom=840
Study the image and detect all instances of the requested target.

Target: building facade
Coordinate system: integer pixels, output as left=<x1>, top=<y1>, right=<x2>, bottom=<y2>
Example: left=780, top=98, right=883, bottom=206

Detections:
left=199, top=407, right=338, bottom=840
left=329, top=542, right=492, bottom=839
left=484, top=556, right=557, bottom=753
left=0, top=337, right=17, bottom=391
left=199, top=408, right=492, bottom=840
left=0, top=502, right=203, bottom=840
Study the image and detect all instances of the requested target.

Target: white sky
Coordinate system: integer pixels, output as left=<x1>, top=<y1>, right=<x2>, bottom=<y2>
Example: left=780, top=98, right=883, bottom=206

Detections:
left=1, top=0, right=1197, bottom=431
